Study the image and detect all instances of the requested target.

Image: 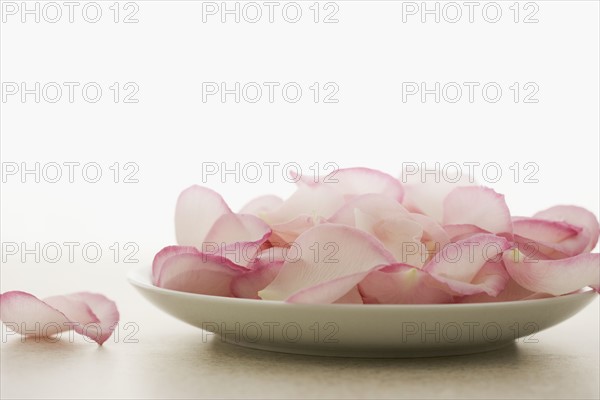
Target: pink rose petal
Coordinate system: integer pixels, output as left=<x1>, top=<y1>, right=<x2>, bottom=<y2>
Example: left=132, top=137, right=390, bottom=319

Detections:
left=513, top=217, right=586, bottom=259
left=533, top=205, right=600, bottom=253
left=359, top=264, right=454, bottom=304
left=156, top=251, right=245, bottom=296
left=203, top=213, right=272, bottom=266
left=503, top=249, right=600, bottom=295
left=401, top=170, right=473, bottom=222
left=0, top=291, right=119, bottom=345
left=175, top=185, right=232, bottom=248
left=259, top=224, right=396, bottom=302
left=461, top=278, right=551, bottom=303
left=231, top=248, right=286, bottom=299
left=239, top=195, right=284, bottom=216
left=443, top=186, right=512, bottom=236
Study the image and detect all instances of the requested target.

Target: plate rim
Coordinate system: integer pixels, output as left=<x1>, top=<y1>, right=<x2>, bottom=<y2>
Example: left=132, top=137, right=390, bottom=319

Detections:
left=128, top=264, right=598, bottom=310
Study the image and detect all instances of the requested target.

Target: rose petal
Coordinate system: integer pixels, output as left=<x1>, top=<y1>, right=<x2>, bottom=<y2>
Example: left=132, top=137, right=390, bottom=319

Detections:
left=401, top=170, right=474, bottom=222
left=513, top=217, right=586, bottom=259
left=203, top=213, right=272, bottom=265
left=175, top=185, right=232, bottom=248
left=322, top=167, right=405, bottom=202
left=269, top=215, right=325, bottom=245
left=423, top=233, right=511, bottom=284
left=156, top=252, right=245, bottom=296
left=258, top=224, right=396, bottom=302
left=443, top=224, right=489, bottom=242
left=152, top=245, right=200, bottom=285
left=503, top=249, right=600, bottom=295
left=231, top=248, right=287, bottom=299
left=359, top=264, right=454, bottom=304
left=264, top=184, right=345, bottom=226
left=328, top=194, right=425, bottom=266
left=461, top=278, right=551, bottom=303
left=429, top=260, right=510, bottom=297
left=333, top=286, right=364, bottom=304
left=0, top=291, right=119, bottom=345
left=239, top=195, right=284, bottom=216
left=443, top=186, right=512, bottom=236
left=533, top=205, right=600, bottom=252
left=286, top=269, right=379, bottom=304
left=328, top=193, right=408, bottom=226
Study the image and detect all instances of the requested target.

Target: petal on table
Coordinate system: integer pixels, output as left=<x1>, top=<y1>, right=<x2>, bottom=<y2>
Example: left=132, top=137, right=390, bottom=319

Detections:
left=503, top=249, right=600, bottom=295
left=423, top=233, right=511, bottom=283
left=533, top=205, right=600, bottom=253
left=156, top=252, right=245, bottom=297
left=175, top=185, right=232, bottom=248
left=443, top=186, right=512, bottom=236
left=359, top=264, right=454, bottom=304
left=258, top=224, right=396, bottom=302
left=239, top=195, right=284, bottom=217
left=46, top=293, right=120, bottom=345
left=0, top=291, right=119, bottom=345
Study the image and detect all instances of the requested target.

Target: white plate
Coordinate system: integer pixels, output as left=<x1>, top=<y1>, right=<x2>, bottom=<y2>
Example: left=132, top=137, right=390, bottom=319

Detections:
left=128, top=265, right=597, bottom=358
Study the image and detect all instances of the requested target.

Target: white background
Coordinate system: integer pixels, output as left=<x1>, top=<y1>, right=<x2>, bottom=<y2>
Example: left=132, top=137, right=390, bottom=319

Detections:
left=1, top=1, right=599, bottom=398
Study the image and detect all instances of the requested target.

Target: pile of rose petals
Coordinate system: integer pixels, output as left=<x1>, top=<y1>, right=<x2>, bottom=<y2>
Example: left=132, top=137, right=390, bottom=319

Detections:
left=0, top=291, right=119, bottom=344
left=153, top=167, right=600, bottom=304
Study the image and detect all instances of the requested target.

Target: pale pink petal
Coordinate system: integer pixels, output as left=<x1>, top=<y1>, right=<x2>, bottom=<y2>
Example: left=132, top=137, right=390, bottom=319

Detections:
left=269, top=215, right=324, bottom=245
left=461, top=278, right=551, bottom=303
left=407, top=213, right=451, bottom=256
left=231, top=262, right=283, bottom=299
left=231, top=247, right=287, bottom=299
left=48, top=293, right=120, bottom=345
left=333, top=286, right=364, bottom=304
left=175, top=186, right=232, bottom=248
left=328, top=194, right=424, bottom=266
left=359, top=264, right=454, bottom=304
left=152, top=245, right=200, bottom=285
left=443, top=224, right=489, bottom=242
left=203, top=213, right=272, bottom=265
left=328, top=193, right=408, bottom=227
left=429, top=261, right=510, bottom=297
left=401, top=170, right=474, bottom=222
left=513, top=217, right=586, bottom=259
left=423, top=233, right=511, bottom=283
left=0, top=291, right=119, bottom=345
left=156, top=252, right=245, bottom=296
left=320, top=167, right=404, bottom=202
left=443, top=186, right=512, bottom=236
left=370, top=215, right=427, bottom=267
left=287, top=269, right=379, bottom=304
left=533, top=205, right=600, bottom=252
left=239, top=195, right=284, bottom=216
left=503, top=249, right=600, bottom=295
left=258, top=224, right=396, bottom=302
left=264, top=184, right=345, bottom=225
